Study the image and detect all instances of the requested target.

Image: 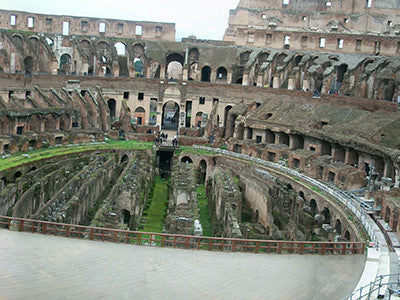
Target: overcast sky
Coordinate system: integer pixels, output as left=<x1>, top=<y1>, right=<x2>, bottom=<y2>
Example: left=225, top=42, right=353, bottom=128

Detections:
left=0, top=0, right=239, bottom=40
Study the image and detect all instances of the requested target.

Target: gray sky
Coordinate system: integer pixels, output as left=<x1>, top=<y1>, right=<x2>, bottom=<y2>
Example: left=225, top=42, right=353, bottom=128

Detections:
left=0, top=0, right=239, bottom=40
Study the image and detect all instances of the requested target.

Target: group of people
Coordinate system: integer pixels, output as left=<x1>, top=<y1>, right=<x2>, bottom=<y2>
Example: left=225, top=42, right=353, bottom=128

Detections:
left=154, top=131, right=179, bottom=147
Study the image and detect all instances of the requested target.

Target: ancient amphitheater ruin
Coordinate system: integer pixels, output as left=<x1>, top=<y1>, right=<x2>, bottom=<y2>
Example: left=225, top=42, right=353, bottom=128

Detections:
left=1, top=0, right=400, bottom=299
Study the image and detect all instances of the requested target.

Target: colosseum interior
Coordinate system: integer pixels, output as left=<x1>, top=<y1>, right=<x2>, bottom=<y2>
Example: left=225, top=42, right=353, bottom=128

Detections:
left=1, top=0, right=400, bottom=299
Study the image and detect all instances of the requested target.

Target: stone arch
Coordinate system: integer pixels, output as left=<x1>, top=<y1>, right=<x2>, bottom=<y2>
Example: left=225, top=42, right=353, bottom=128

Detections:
left=310, top=199, right=317, bottom=216
left=121, top=154, right=129, bottom=164
left=166, top=53, right=184, bottom=80
left=162, top=101, right=180, bottom=130
left=134, top=58, right=144, bottom=77
left=44, top=114, right=56, bottom=131
left=134, top=107, right=145, bottom=125
left=240, top=51, right=251, bottom=65
left=59, top=53, right=71, bottom=74
left=107, top=99, right=117, bottom=121
left=188, top=48, right=199, bottom=62
left=59, top=114, right=71, bottom=131
left=258, top=52, right=270, bottom=64
left=385, top=206, right=391, bottom=223
left=336, top=64, right=348, bottom=83
left=181, top=156, right=193, bottom=164
left=335, top=219, right=342, bottom=235
left=133, top=43, right=145, bottom=58
left=199, top=159, right=207, bottom=183
left=13, top=171, right=22, bottom=182
left=0, top=116, right=11, bottom=134
left=28, top=115, right=41, bottom=132
left=217, top=67, right=228, bottom=82
left=299, top=191, right=305, bottom=200
left=293, top=54, right=303, bottom=66
left=344, top=230, right=351, bottom=241
left=24, top=56, right=34, bottom=74
left=195, top=111, right=204, bottom=128
left=114, top=42, right=126, bottom=56
left=321, top=207, right=331, bottom=224
left=201, top=66, right=212, bottom=82
left=150, top=60, right=161, bottom=79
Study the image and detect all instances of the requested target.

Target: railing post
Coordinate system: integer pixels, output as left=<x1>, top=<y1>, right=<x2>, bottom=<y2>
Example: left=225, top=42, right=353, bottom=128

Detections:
left=377, top=275, right=383, bottom=296
left=66, top=225, right=70, bottom=237
left=232, top=240, right=236, bottom=252
left=90, top=228, right=94, bottom=240
left=255, top=241, right=260, bottom=254
left=208, top=240, right=212, bottom=251
left=185, top=237, right=189, bottom=249
left=161, top=236, right=165, bottom=247
left=137, top=233, right=141, bottom=245
left=7, top=218, right=11, bottom=230
left=342, top=243, right=346, bottom=255
left=278, top=242, right=282, bottom=254
left=54, top=226, right=58, bottom=236
left=18, top=220, right=24, bottom=232
left=112, top=231, right=117, bottom=243
left=321, top=244, right=326, bottom=255
left=300, top=243, right=304, bottom=255
left=220, top=240, right=224, bottom=252
left=42, top=223, right=47, bottom=234
left=352, top=243, right=356, bottom=255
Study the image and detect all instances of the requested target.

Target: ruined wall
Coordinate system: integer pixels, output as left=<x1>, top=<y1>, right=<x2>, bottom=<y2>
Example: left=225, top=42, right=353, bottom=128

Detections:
left=224, top=0, right=400, bottom=56
left=0, top=9, right=175, bottom=41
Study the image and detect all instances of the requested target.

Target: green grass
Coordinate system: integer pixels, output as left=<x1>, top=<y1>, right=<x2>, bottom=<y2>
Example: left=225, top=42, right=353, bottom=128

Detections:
left=141, top=176, right=169, bottom=233
left=197, top=184, right=213, bottom=237
left=0, top=140, right=153, bottom=172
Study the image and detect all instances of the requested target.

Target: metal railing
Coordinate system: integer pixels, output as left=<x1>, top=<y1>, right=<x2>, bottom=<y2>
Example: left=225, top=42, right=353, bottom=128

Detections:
left=342, top=273, right=400, bottom=300
left=0, top=216, right=365, bottom=255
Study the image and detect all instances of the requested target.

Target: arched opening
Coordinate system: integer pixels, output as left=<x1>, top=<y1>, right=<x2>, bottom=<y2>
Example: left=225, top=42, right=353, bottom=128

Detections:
left=13, top=171, right=22, bottom=182
left=235, top=77, right=243, bottom=84
left=44, top=114, right=56, bottom=131
left=217, top=67, right=227, bottom=82
left=383, top=80, right=395, bottom=101
left=335, top=219, right=342, bottom=235
left=336, top=64, right=348, bottom=83
left=310, top=199, right=317, bottom=216
left=121, top=154, right=129, bottom=164
left=29, top=166, right=37, bottom=172
left=122, top=209, right=131, bottom=225
left=102, top=66, right=112, bottom=76
left=294, top=55, right=303, bottom=66
left=188, top=48, right=199, bottom=62
left=114, top=42, right=126, bottom=56
left=181, top=156, right=193, bottom=164
left=107, top=99, right=117, bottom=121
left=255, top=210, right=259, bottom=223
left=59, top=54, right=71, bottom=74
left=321, top=207, right=331, bottom=224
left=166, top=53, right=184, bottom=80
left=24, top=56, right=34, bottom=74
left=134, top=107, right=145, bottom=125
left=224, top=106, right=233, bottom=128
left=240, top=51, right=251, bottom=65
left=29, top=115, right=41, bottom=132
left=286, top=184, right=293, bottom=190
left=150, top=61, right=161, bottom=79
left=59, top=114, right=71, bottom=131
left=201, top=66, right=211, bottom=82
left=162, top=101, right=180, bottom=130
left=279, top=132, right=289, bottom=146
left=114, top=42, right=128, bottom=77
left=385, top=206, right=391, bottom=223
left=149, top=98, right=157, bottom=125
left=134, top=58, right=144, bottom=77
left=344, top=230, right=351, bottom=241
left=265, top=129, right=276, bottom=144
left=299, top=191, right=305, bottom=200
left=195, top=112, right=203, bottom=128
left=199, top=159, right=207, bottom=183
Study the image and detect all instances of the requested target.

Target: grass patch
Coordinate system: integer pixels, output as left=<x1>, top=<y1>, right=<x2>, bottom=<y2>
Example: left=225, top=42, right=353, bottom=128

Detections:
left=0, top=140, right=153, bottom=172
left=197, top=184, right=213, bottom=237
left=141, top=176, right=169, bottom=233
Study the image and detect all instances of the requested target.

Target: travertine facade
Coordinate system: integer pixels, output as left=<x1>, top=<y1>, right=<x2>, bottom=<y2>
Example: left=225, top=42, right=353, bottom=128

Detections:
left=224, top=0, right=400, bottom=55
